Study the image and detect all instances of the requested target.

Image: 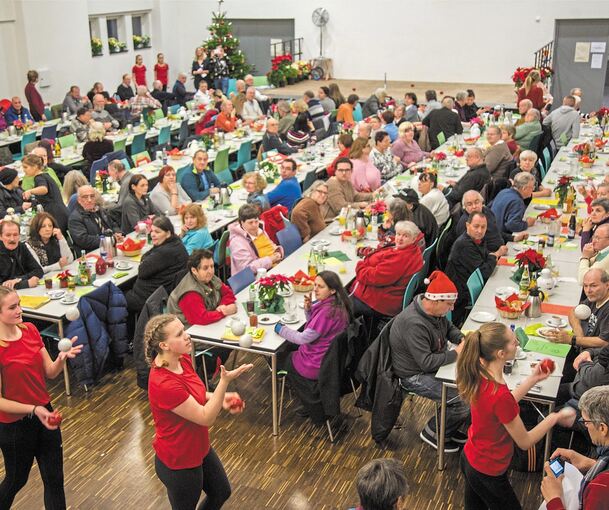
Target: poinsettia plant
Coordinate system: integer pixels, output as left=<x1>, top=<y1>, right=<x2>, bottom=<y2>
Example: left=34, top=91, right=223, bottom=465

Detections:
left=367, top=200, right=387, bottom=215
left=597, top=107, right=609, bottom=117
left=511, top=66, right=553, bottom=88
left=257, top=274, right=291, bottom=312
left=554, top=175, right=575, bottom=205
left=469, top=117, right=484, bottom=128
left=515, top=249, right=546, bottom=272
left=56, top=270, right=72, bottom=281
left=433, top=152, right=447, bottom=162
left=271, top=54, right=292, bottom=71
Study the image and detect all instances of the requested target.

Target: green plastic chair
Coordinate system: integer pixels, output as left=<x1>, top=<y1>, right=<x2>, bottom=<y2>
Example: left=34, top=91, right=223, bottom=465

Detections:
left=22, top=167, right=63, bottom=192
left=13, top=131, right=37, bottom=161
left=131, top=132, right=146, bottom=155
left=153, top=108, right=164, bottom=121
left=437, top=131, right=446, bottom=146
left=113, top=138, right=127, bottom=152
left=253, top=76, right=268, bottom=87
left=467, top=268, right=484, bottom=307
left=229, top=140, right=252, bottom=172
left=157, top=125, right=171, bottom=146
left=50, top=104, right=63, bottom=119
left=213, top=148, right=230, bottom=174
left=402, top=270, right=422, bottom=310
left=216, top=168, right=234, bottom=185
left=421, top=237, right=438, bottom=278
left=58, top=133, right=76, bottom=148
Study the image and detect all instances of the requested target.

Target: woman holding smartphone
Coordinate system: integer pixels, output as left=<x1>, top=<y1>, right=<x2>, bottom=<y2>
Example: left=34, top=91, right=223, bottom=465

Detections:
left=0, top=286, right=81, bottom=508
left=456, top=322, right=574, bottom=509
left=146, top=314, right=252, bottom=510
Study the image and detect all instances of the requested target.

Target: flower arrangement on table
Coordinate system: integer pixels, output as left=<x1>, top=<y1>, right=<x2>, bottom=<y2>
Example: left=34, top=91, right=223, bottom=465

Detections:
left=511, top=66, right=553, bottom=88
left=257, top=274, right=291, bottom=312
left=495, top=294, right=530, bottom=319
left=259, top=160, right=279, bottom=183
left=339, top=122, right=354, bottom=134
left=469, top=117, right=484, bottom=129
left=597, top=106, right=609, bottom=118
left=537, top=207, right=560, bottom=224
left=108, top=38, right=127, bottom=54
left=553, top=175, right=575, bottom=207
left=97, top=169, right=110, bottom=194
left=12, top=119, right=28, bottom=134
left=295, top=60, right=311, bottom=79
left=511, top=249, right=546, bottom=284
left=572, top=142, right=592, bottom=157
left=579, top=155, right=596, bottom=168
left=56, top=270, right=72, bottom=288
left=133, top=35, right=151, bottom=49
left=91, top=37, right=103, bottom=57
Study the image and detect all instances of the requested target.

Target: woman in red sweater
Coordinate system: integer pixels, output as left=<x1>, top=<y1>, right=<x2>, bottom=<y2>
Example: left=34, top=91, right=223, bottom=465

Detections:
left=0, top=286, right=81, bottom=508
left=146, top=314, right=252, bottom=510
left=351, top=220, right=424, bottom=317
left=541, top=386, right=609, bottom=510
left=24, top=70, right=46, bottom=121
left=457, top=322, right=574, bottom=509
left=516, top=70, right=546, bottom=111
left=132, top=54, right=147, bottom=88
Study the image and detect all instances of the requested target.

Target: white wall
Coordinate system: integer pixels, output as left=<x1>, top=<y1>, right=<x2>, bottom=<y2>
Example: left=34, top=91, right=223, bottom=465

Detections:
left=2, top=0, right=609, bottom=107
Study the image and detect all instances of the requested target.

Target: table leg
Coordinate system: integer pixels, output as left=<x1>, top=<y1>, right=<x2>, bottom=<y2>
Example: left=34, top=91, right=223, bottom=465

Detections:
left=544, top=401, right=556, bottom=461
left=438, top=383, right=447, bottom=471
left=271, top=354, right=278, bottom=436
left=58, top=321, right=71, bottom=397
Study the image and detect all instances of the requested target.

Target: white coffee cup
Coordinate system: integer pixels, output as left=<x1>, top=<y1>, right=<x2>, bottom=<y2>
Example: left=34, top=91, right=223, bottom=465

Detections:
left=548, top=315, right=562, bottom=327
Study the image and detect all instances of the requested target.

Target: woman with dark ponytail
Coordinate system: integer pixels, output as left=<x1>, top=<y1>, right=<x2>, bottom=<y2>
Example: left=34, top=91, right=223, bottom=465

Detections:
left=456, top=322, right=574, bottom=510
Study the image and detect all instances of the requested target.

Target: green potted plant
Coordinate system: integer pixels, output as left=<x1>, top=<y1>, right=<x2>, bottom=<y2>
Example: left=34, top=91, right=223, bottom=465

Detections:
left=109, top=38, right=127, bottom=54
left=91, top=37, right=103, bottom=57
left=285, top=66, right=298, bottom=85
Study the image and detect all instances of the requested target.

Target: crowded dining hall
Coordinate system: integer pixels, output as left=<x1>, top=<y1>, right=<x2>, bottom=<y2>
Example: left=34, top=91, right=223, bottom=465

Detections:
left=1, top=2, right=609, bottom=509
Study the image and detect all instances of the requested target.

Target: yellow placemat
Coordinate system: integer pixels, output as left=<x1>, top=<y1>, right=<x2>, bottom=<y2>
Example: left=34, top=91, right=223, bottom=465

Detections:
left=19, top=296, right=50, bottom=309
left=222, top=326, right=265, bottom=342
left=531, top=198, right=559, bottom=206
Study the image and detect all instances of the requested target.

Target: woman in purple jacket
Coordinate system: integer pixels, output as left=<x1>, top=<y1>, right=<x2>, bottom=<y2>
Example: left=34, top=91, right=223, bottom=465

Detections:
left=274, top=271, right=351, bottom=404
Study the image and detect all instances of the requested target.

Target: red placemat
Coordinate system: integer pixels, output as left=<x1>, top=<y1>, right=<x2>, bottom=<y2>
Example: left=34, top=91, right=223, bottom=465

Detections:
left=540, top=303, right=573, bottom=316
left=497, top=257, right=516, bottom=267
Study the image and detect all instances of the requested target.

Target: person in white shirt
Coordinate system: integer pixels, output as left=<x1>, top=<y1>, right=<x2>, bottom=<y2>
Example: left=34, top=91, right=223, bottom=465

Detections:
left=418, top=172, right=449, bottom=225
left=194, top=81, right=212, bottom=107
left=241, top=87, right=264, bottom=123
left=244, top=74, right=268, bottom=103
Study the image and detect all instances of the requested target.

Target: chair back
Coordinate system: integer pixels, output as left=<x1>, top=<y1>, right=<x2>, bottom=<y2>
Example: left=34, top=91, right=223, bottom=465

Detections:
left=302, top=170, right=317, bottom=192
left=67, top=193, right=78, bottom=213
left=243, top=159, right=257, bottom=172
left=542, top=146, right=552, bottom=172
left=422, top=237, right=438, bottom=278
left=227, top=267, right=255, bottom=294
left=226, top=79, right=237, bottom=97
left=50, top=104, right=63, bottom=119
left=113, top=137, right=127, bottom=152
left=176, top=164, right=192, bottom=185
left=157, top=125, right=171, bottom=146
left=153, top=108, right=164, bottom=121
left=105, top=150, right=128, bottom=165
left=467, top=268, right=484, bottom=307
left=40, top=124, right=57, bottom=141
left=213, top=230, right=230, bottom=266
left=276, top=224, right=303, bottom=256
left=230, top=140, right=252, bottom=171
left=402, top=270, right=422, bottom=310
left=213, top=148, right=230, bottom=174
left=131, top=132, right=146, bottom=155
left=89, top=156, right=108, bottom=185
left=216, top=168, right=234, bottom=185
left=168, top=104, right=181, bottom=115
left=178, top=120, right=189, bottom=148
left=353, top=103, right=363, bottom=122
left=58, top=133, right=76, bottom=148
left=20, top=131, right=37, bottom=153
left=434, top=217, right=453, bottom=270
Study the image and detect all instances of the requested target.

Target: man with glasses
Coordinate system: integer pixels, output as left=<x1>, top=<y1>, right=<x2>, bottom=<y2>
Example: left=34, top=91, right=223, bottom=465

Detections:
left=323, top=158, right=372, bottom=220
left=68, top=185, right=122, bottom=253
left=541, top=386, right=609, bottom=509
left=580, top=224, right=609, bottom=284
left=389, top=270, right=468, bottom=453
left=265, top=159, right=302, bottom=212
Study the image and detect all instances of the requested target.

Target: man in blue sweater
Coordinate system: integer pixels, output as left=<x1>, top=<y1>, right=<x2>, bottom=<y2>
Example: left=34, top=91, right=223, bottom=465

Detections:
left=490, top=172, right=536, bottom=235
left=181, top=149, right=221, bottom=201
left=265, top=159, right=302, bottom=212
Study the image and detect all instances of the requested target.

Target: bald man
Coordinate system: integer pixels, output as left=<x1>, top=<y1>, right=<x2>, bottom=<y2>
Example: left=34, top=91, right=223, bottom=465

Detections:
left=4, top=96, right=33, bottom=125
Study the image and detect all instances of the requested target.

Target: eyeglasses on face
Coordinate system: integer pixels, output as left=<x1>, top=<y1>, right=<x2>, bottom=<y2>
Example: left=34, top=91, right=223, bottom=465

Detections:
left=578, top=417, right=603, bottom=426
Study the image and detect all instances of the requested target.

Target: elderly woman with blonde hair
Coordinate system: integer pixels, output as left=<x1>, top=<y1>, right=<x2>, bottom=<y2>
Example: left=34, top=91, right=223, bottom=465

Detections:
left=391, top=121, right=430, bottom=169
left=291, top=180, right=328, bottom=241
left=242, top=171, right=269, bottom=210
left=82, top=121, right=113, bottom=170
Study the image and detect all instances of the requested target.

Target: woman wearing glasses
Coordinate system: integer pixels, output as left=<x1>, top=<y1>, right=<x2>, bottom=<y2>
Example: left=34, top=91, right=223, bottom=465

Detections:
left=456, top=322, right=574, bottom=509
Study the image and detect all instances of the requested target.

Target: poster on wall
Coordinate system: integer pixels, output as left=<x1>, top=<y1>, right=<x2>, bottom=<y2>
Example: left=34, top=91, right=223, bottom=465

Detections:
left=591, top=42, right=606, bottom=54
left=591, top=53, right=604, bottom=69
left=574, top=42, right=591, bottom=63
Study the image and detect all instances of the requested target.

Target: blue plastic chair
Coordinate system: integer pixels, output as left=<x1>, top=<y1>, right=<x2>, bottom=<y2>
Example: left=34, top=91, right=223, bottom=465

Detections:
left=43, top=107, right=52, bottom=120
left=13, top=131, right=37, bottom=161
left=176, top=165, right=192, bottom=185
left=226, top=79, right=237, bottom=97
left=67, top=193, right=78, bottom=213
left=229, top=140, right=252, bottom=172
left=89, top=156, right=108, bottom=185
left=402, top=270, right=422, bottom=310
left=131, top=132, right=146, bottom=155
left=157, top=125, right=171, bottom=147
left=228, top=267, right=255, bottom=294
left=168, top=104, right=181, bottom=115
left=40, top=124, right=57, bottom=141
left=421, top=237, right=438, bottom=278
left=467, top=268, right=484, bottom=307
left=216, top=168, right=234, bottom=185
left=276, top=224, right=303, bottom=257
left=542, top=146, right=552, bottom=171
left=353, top=103, right=363, bottom=122
left=302, top=170, right=318, bottom=192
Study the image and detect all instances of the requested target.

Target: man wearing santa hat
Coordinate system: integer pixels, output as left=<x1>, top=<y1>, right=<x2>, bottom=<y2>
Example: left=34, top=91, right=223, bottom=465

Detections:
left=389, top=270, right=469, bottom=453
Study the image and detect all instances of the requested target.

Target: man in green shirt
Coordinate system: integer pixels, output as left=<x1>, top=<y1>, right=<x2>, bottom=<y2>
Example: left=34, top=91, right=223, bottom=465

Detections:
left=514, top=108, right=542, bottom=150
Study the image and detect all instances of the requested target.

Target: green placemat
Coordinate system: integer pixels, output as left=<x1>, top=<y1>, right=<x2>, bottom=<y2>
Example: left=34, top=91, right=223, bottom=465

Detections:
left=326, top=250, right=351, bottom=262
left=241, top=301, right=285, bottom=315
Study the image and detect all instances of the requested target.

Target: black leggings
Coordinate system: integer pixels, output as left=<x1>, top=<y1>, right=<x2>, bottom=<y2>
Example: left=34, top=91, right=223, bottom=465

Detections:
left=460, top=451, right=521, bottom=510
left=0, top=405, right=66, bottom=510
left=155, top=448, right=231, bottom=510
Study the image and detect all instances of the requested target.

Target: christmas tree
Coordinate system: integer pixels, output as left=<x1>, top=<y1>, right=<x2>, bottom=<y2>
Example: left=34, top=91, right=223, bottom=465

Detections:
left=203, top=11, right=251, bottom=79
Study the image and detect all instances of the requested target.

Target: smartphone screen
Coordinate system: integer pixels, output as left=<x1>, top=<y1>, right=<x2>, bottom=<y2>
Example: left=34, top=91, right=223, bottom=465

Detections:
left=549, top=458, right=564, bottom=477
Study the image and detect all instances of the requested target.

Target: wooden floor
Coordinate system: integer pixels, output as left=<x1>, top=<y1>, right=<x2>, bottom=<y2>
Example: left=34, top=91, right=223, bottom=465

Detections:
left=266, top=79, right=517, bottom=106
left=3, top=354, right=545, bottom=510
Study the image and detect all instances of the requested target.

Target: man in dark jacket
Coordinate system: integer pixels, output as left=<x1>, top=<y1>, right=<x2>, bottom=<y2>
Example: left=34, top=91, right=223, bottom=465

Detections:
left=116, top=74, right=135, bottom=102
left=389, top=270, right=468, bottom=453
left=68, top=185, right=122, bottom=253
left=262, top=118, right=297, bottom=155
left=172, top=73, right=190, bottom=106
left=490, top=172, right=536, bottom=235
left=0, top=220, right=43, bottom=289
left=444, top=148, right=491, bottom=207
left=0, top=168, right=30, bottom=218
left=446, top=211, right=506, bottom=325
left=394, top=189, right=438, bottom=246
left=422, top=97, right=463, bottom=149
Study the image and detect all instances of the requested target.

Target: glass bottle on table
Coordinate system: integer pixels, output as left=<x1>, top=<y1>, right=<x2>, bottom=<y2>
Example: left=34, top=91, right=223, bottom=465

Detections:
left=78, top=250, right=89, bottom=286
left=307, top=248, right=318, bottom=279
left=519, top=265, right=531, bottom=297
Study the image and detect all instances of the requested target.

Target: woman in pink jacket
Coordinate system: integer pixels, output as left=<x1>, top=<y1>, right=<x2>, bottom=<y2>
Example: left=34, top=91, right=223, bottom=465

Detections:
left=391, top=121, right=430, bottom=169
left=228, top=204, right=284, bottom=275
left=350, top=137, right=381, bottom=193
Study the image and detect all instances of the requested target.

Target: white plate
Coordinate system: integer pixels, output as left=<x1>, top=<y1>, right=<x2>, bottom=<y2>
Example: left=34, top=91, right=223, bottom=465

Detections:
left=47, top=290, right=65, bottom=300
left=515, top=351, right=528, bottom=360
left=114, top=263, right=133, bottom=271
left=545, top=317, right=568, bottom=328
left=536, top=326, right=559, bottom=339
left=470, top=311, right=496, bottom=323
left=258, top=314, right=279, bottom=325
left=495, top=286, right=518, bottom=297
left=60, top=297, right=78, bottom=305
left=533, top=204, right=551, bottom=211
left=280, top=316, right=299, bottom=324
left=329, top=228, right=342, bottom=236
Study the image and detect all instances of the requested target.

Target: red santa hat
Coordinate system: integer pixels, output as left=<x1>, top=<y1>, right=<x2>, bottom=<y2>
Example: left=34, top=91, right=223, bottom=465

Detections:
left=424, top=270, right=458, bottom=301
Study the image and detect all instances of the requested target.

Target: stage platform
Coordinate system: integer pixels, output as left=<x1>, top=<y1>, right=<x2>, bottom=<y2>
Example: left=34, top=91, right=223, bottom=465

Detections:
left=265, top=78, right=517, bottom=107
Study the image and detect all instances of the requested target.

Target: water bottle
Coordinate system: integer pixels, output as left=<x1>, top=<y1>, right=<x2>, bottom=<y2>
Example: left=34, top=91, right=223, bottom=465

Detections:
left=162, top=148, right=168, bottom=165
left=99, top=236, right=107, bottom=261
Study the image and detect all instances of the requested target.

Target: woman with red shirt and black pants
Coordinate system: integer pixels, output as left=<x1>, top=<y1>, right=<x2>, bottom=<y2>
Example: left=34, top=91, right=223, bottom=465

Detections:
left=146, top=314, right=252, bottom=510
left=456, top=322, right=573, bottom=509
left=0, top=287, right=81, bottom=508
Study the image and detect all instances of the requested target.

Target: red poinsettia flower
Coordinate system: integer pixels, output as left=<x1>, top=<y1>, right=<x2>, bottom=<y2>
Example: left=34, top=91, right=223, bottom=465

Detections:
left=433, top=152, right=447, bottom=161
left=515, top=249, right=546, bottom=270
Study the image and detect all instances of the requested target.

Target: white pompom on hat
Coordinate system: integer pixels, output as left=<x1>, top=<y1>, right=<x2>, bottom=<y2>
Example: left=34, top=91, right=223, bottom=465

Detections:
left=424, top=270, right=458, bottom=301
